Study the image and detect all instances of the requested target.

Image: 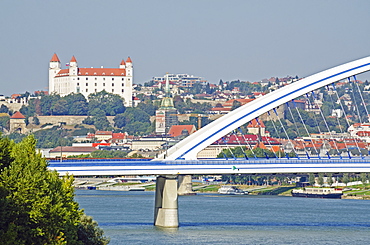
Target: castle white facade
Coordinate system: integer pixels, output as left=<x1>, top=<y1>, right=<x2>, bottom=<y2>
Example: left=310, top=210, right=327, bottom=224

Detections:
left=49, top=53, right=133, bottom=107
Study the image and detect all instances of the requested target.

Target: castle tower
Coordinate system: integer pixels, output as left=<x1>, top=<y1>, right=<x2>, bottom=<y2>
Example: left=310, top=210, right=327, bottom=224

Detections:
left=68, top=55, right=78, bottom=76
left=9, top=111, right=26, bottom=134
left=49, top=53, right=61, bottom=93
left=123, top=57, right=133, bottom=107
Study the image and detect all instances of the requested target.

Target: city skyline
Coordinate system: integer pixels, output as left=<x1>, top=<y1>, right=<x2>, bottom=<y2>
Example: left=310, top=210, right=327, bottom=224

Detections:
left=1, top=0, right=370, bottom=96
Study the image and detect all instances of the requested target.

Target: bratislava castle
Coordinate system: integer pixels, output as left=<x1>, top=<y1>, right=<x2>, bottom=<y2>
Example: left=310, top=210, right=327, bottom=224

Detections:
left=49, top=53, right=133, bottom=107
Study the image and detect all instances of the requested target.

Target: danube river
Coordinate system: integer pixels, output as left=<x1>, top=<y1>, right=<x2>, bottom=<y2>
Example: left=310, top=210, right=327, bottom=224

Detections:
left=75, top=190, right=370, bottom=244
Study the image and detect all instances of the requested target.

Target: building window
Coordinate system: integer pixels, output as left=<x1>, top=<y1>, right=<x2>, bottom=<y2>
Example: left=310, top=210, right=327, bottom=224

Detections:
left=77, top=78, right=80, bottom=80
left=112, top=89, right=114, bottom=92
left=86, top=89, right=88, bottom=92
left=95, top=83, right=97, bottom=86
left=95, top=89, right=97, bottom=92
left=122, top=83, right=124, bottom=86
left=86, top=83, right=88, bottom=86
left=95, top=77, right=97, bottom=80
left=122, top=78, right=124, bottom=81
left=103, top=78, right=105, bottom=81
left=77, top=83, right=79, bottom=86
left=122, top=89, right=124, bottom=92
left=112, top=83, right=114, bottom=86
left=86, top=77, right=88, bottom=80
left=103, top=83, right=105, bottom=86
left=112, top=78, right=114, bottom=81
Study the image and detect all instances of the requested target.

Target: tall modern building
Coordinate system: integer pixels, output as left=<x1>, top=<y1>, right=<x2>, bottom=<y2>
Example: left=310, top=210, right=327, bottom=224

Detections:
left=49, top=53, right=133, bottom=107
left=155, top=74, right=178, bottom=134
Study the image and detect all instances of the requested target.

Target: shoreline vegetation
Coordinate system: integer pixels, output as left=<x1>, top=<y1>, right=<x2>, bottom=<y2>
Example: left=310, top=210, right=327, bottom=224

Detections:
left=73, top=178, right=370, bottom=200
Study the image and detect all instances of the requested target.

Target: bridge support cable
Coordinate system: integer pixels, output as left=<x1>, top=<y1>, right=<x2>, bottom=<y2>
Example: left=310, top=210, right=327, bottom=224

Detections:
left=292, top=99, right=318, bottom=158
left=266, top=111, right=286, bottom=158
left=286, top=101, right=311, bottom=158
left=256, top=118, right=278, bottom=159
left=311, top=91, right=341, bottom=158
left=154, top=175, right=179, bottom=228
left=325, top=85, right=349, bottom=156
left=353, top=75, right=370, bottom=123
left=232, top=129, right=249, bottom=159
left=331, top=82, right=360, bottom=157
left=273, top=108, right=299, bottom=158
left=348, top=78, right=363, bottom=125
left=237, top=127, right=257, bottom=158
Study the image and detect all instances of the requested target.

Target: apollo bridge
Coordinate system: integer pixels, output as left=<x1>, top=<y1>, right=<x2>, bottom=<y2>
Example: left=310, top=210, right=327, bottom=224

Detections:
left=49, top=56, right=370, bottom=227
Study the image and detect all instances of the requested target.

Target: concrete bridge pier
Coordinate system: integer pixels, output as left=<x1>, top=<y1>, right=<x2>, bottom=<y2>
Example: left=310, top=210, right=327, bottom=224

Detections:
left=177, top=175, right=196, bottom=195
left=154, top=175, right=179, bottom=228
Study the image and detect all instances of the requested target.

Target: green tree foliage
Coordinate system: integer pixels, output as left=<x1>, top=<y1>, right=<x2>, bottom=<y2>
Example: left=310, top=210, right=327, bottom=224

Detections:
left=327, top=173, right=334, bottom=186
left=0, top=115, right=10, bottom=132
left=77, top=214, right=110, bottom=244
left=309, top=173, right=315, bottom=186
left=318, top=173, right=324, bottom=186
left=114, top=108, right=152, bottom=135
left=0, top=105, right=9, bottom=113
left=64, top=93, right=88, bottom=115
left=88, top=90, right=125, bottom=116
left=0, top=135, right=108, bottom=244
left=217, top=146, right=276, bottom=159
left=136, top=99, right=157, bottom=116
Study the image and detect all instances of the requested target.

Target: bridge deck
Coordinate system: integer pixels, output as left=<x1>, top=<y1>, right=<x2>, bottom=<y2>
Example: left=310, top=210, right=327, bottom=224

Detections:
left=48, top=158, right=370, bottom=176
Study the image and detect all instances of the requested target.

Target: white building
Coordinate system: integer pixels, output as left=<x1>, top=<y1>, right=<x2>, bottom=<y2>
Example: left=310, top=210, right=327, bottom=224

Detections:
left=49, top=53, right=133, bottom=107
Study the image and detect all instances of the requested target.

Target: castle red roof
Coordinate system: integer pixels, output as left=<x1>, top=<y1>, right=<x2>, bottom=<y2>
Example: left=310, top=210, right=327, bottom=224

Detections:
left=55, top=68, right=126, bottom=77
left=120, top=60, right=126, bottom=65
left=70, top=56, right=77, bottom=62
left=50, top=53, right=60, bottom=62
left=126, top=57, right=132, bottom=63
left=10, top=111, right=25, bottom=119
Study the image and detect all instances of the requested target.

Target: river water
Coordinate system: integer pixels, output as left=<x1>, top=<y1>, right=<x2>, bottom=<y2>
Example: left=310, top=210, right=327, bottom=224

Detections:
left=75, top=190, right=370, bottom=244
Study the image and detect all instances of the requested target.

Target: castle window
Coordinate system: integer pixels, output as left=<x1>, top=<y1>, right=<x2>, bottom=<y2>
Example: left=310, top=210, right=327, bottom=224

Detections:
left=86, top=83, right=88, bottom=86
left=112, top=78, right=114, bottom=81
left=95, top=83, right=97, bottom=86
left=86, top=77, right=88, bottom=80
left=95, top=89, right=97, bottom=92
left=103, top=78, right=105, bottom=81
left=103, top=83, right=105, bottom=86
left=77, top=78, right=80, bottom=80
left=122, top=78, right=124, bottom=81
left=122, top=89, right=124, bottom=92
left=112, top=89, right=114, bottom=92
left=86, top=89, right=88, bottom=92
left=112, top=83, right=114, bottom=86
left=122, top=83, right=124, bottom=86
left=95, top=77, right=97, bottom=80
left=77, top=83, right=79, bottom=86
left=102, top=73, right=105, bottom=75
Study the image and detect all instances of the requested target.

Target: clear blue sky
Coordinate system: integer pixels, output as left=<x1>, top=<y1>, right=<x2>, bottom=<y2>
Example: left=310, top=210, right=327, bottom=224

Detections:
left=1, top=0, right=370, bottom=96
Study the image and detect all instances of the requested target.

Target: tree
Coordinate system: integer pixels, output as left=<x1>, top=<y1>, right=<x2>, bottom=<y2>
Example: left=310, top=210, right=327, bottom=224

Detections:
left=318, top=173, right=324, bottom=186
left=342, top=173, right=350, bottom=186
left=327, top=173, right=334, bottom=187
left=0, top=135, right=108, bottom=244
left=309, top=173, right=315, bottom=186
left=88, top=90, right=125, bottom=116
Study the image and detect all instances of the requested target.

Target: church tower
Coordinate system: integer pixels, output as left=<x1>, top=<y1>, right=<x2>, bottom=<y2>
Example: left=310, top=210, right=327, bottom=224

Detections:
left=123, top=57, right=133, bottom=107
left=155, top=73, right=178, bottom=134
left=49, top=53, right=61, bottom=93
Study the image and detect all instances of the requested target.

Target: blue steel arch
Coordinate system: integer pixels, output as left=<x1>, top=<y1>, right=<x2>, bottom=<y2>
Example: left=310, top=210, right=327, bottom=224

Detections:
left=158, top=56, right=370, bottom=160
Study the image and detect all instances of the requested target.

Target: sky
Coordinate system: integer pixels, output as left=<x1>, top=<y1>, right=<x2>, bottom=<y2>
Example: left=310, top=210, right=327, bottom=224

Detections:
left=1, top=0, right=370, bottom=96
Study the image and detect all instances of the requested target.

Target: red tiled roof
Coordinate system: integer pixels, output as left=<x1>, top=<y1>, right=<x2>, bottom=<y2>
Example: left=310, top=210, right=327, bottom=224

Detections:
left=126, top=57, right=132, bottom=63
left=169, top=125, right=196, bottom=137
left=50, top=146, right=97, bottom=153
left=10, top=111, right=25, bottom=119
left=120, top=60, right=126, bottom=65
left=55, top=68, right=126, bottom=77
left=50, top=53, right=60, bottom=62
left=70, top=55, right=77, bottom=62
left=247, top=118, right=265, bottom=128
left=112, top=133, right=126, bottom=139
left=96, top=131, right=112, bottom=135
left=223, top=98, right=254, bottom=107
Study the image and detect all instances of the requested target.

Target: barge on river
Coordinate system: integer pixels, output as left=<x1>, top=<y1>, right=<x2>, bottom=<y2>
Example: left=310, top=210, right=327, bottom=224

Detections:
left=291, top=187, right=343, bottom=199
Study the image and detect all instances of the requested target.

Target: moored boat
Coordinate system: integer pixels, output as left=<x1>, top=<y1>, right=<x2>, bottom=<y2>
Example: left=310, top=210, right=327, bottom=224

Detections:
left=218, top=185, right=248, bottom=195
left=291, top=187, right=343, bottom=199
